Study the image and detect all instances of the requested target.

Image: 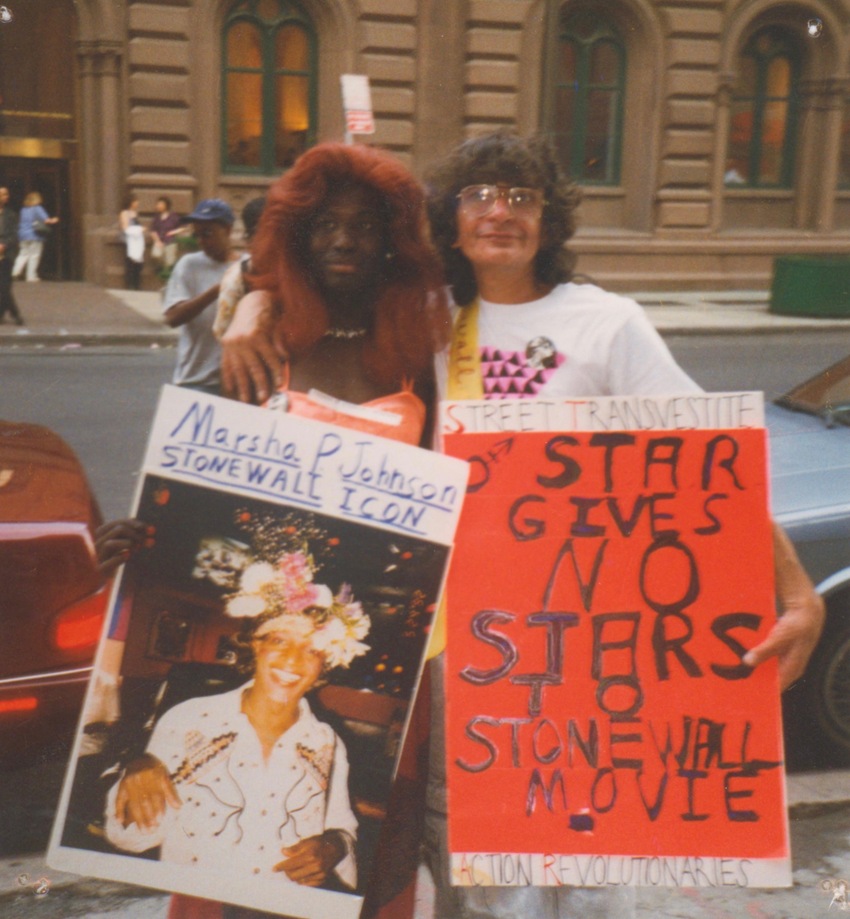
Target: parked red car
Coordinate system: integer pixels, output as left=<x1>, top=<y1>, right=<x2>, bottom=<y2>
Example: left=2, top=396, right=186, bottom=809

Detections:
left=0, top=421, right=110, bottom=763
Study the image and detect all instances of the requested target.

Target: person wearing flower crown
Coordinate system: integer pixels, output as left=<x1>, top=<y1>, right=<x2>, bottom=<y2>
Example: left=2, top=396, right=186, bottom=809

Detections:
left=104, top=551, right=370, bottom=901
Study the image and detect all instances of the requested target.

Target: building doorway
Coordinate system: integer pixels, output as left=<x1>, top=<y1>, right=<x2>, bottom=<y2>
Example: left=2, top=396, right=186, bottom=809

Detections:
left=0, top=157, right=74, bottom=280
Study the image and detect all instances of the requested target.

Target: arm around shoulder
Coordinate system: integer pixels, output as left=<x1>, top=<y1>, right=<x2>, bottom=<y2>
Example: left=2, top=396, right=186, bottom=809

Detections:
left=220, top=289, right=288, bottom=403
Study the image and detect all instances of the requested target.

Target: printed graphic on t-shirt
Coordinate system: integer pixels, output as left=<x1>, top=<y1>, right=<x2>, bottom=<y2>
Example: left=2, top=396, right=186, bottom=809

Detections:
left=480, top=337, right=565, bottom=398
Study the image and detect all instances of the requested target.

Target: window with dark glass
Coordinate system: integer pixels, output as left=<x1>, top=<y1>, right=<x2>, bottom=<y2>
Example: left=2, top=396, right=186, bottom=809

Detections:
left=222, top=0, right=316, bottom=173
left=727, top=28, right=800, bottom=188
left=551, top=7, right=625, bottom=185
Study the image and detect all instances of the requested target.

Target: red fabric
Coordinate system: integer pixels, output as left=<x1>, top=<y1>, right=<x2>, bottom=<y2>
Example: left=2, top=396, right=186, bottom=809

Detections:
left=396, top=662, right=430, bottom=783
left=168, top=894, right=224, bottom=919
left=371, top=879, right=416, bottom=919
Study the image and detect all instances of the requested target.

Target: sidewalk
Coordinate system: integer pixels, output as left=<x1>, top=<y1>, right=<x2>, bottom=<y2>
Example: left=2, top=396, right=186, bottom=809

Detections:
left=632, top=288, right=850, bottom=333
left=0, top=281, right=175, bottom=347
left=1, top=281, right=850, bottom=346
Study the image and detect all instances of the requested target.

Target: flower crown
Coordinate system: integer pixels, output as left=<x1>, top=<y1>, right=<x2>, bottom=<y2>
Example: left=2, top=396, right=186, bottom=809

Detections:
left=225, top=550, right=370, bottom=670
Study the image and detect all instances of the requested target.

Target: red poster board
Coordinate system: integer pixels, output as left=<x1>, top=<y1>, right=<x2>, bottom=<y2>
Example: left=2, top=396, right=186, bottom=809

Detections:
left=442, top=412, right=790, bottom=889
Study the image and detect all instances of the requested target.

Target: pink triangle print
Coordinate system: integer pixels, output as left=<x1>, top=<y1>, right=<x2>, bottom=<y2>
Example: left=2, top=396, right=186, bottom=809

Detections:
left=480, top=345, right=565, bottom=399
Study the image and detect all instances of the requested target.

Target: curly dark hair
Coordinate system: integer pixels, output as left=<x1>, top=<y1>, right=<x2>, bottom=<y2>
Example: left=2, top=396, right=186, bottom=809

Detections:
left=228, top=617, right=262, bottom=676
left=425, top=130, right=582, bottom=306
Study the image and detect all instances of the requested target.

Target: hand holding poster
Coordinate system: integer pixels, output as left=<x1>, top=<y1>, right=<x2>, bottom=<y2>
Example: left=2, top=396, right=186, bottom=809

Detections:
left=48, top=386, right=468, bottom=918
left=440, top=392, right=791, bottom=890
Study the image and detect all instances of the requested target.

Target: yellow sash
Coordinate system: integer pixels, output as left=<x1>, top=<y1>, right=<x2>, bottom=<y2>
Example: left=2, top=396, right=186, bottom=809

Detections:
left=428, top=301, right=483, bottom=658
left=446, top=299, right=484, bottom=400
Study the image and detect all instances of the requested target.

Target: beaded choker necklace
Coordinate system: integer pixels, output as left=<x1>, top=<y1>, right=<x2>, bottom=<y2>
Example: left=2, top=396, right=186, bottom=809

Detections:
left=324, top=327, right=367, bottom=340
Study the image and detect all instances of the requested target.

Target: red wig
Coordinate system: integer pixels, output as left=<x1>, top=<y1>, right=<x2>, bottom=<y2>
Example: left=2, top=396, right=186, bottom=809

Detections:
left=250, top=143, right=450, bottom=387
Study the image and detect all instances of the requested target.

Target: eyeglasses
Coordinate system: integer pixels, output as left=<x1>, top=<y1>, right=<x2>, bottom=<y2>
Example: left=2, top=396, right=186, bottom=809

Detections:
left=456, top=185, right=545, bottom=219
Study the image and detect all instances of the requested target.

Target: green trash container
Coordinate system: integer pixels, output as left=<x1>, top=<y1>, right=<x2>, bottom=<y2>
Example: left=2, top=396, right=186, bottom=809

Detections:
left=770, top=255, right=850, bottom=317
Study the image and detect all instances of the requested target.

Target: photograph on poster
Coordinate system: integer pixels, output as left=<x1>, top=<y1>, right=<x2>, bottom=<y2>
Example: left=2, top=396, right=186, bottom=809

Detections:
left=46, top=388, right=467, bottom=919
left=51, top=476, right=449, bottom=918
left=440, top=393, right=792, bottom=890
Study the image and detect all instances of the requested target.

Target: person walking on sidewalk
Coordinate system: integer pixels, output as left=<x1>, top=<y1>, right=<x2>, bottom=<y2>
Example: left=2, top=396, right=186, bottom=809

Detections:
left=0, top=187, right=24, bottom=325
left=149, top=196, right=182, bottom=277
left=163, top=198, right=237, bottom=395
left=13, top=191, right=58, bottom=282
left=120, top=195, right=145, bottom=290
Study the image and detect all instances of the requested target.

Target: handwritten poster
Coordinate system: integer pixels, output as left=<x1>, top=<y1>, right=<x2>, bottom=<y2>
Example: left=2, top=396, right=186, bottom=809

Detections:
left=440, top=392, right=791, bottom=889
left=48, top=386, right=468, bottom=919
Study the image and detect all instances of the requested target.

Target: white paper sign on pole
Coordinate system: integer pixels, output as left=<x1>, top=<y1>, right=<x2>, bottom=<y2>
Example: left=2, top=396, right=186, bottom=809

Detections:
left=341, top=74, right=375, bottom=135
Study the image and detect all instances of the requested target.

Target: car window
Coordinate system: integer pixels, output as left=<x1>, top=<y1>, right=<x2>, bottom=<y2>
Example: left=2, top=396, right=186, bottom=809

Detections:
left=775, top=354, right=850, bottom=425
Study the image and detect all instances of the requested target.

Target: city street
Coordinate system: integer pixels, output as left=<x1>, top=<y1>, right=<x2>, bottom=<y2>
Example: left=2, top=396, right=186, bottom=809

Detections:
left=0, top=330, right=847, bottom=518
left=0, top=330, right=848, bottom=916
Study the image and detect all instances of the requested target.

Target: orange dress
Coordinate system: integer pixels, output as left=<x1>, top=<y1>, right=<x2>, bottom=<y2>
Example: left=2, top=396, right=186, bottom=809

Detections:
left=265, top=374, right=426, bottom=446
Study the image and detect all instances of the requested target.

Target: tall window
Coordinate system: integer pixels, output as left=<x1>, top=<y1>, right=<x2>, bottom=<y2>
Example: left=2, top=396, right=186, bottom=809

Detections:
left=551, top=7, right=625, bottom=185
left=726, top=28, right=800, bottom=188
left=222, top=0, right=316, bottom=174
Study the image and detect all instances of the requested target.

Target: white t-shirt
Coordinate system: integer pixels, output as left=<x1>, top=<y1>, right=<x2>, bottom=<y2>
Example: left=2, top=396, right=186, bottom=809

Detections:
left=435, top=282, right=701, bottom=402
left=164, top=250, right=232, bottom=389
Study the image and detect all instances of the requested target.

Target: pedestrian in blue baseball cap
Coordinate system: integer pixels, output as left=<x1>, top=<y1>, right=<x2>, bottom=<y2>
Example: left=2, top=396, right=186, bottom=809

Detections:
left=184, top=198, right=235, bottom=226
left=163, top=197, right=238, bottom=394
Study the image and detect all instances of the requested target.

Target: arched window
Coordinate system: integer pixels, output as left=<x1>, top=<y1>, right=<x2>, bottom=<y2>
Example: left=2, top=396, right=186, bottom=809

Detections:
left=726, top=28, right=801, bottom=188
left=222, top=0, right=317, bottom=174
left=551, top=7, right=625, bottom=185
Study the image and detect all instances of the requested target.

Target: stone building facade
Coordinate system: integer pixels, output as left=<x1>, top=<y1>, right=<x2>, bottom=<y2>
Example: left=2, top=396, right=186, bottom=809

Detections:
left=1, top=0, right=850, bottom=290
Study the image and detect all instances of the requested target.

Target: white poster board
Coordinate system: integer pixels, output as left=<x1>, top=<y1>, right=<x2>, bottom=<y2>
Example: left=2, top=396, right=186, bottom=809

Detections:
left=48, top=386, right=468, bottom=918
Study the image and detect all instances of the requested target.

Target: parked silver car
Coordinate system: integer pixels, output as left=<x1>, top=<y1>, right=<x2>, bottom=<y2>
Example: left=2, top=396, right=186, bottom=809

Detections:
left=769, top=354, right=850, bottom=766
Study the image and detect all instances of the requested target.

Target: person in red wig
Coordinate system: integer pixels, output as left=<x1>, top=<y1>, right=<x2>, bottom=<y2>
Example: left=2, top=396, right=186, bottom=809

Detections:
left=218, top=141, right=451, bottom=432
left=96, top=142, right=451, bottom=919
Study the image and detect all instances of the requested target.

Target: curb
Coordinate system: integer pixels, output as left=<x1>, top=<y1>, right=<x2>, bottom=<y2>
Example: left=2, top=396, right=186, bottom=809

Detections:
left=651, top=320, right=850, bottom=336
left=789, top=798, right=850, bottom=819
left=0, top=320, right=847, bottom=348
left=0, top=334, right=176, bottom=349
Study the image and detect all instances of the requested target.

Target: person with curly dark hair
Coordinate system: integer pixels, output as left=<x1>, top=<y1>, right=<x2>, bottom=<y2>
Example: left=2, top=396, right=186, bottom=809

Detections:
left=426, top=130, right=697, bottom=404
left=421, top=130, right=823, bottom=919
left=426, top=129, right=581, bottom=308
